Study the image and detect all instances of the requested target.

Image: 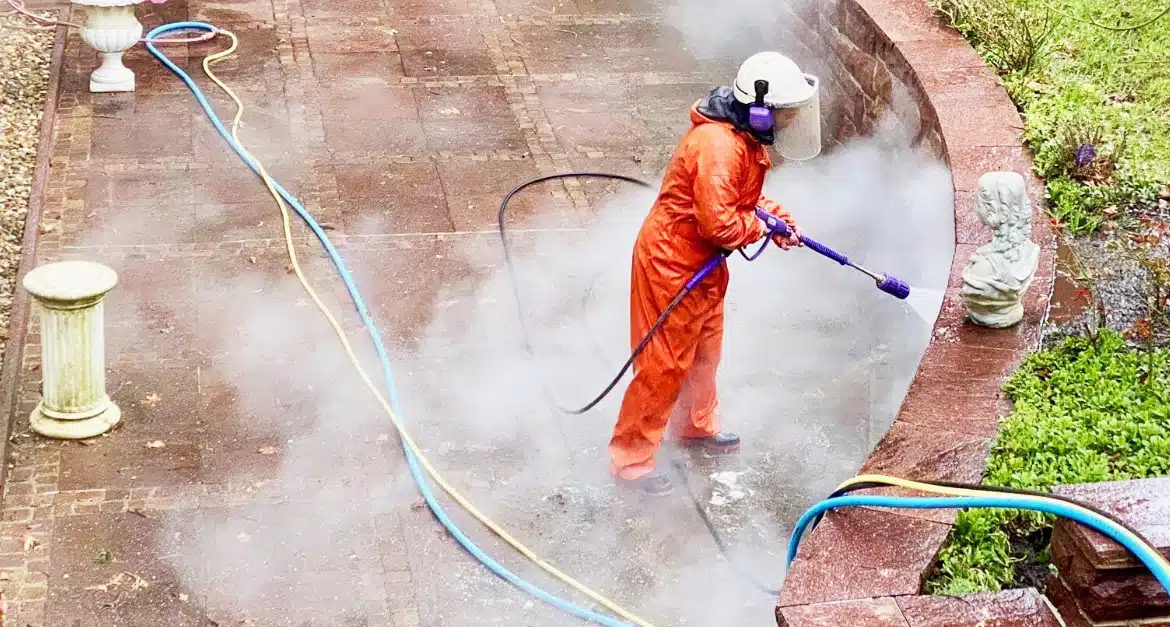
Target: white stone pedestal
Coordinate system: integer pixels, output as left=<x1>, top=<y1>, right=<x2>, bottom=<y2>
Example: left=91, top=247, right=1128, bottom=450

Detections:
left=74, top=0, right=146, bottom=93
left=22, top=261, right=121, bottom=439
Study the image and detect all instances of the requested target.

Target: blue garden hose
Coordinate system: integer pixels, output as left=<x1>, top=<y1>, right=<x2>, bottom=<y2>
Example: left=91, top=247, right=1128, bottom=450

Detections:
left=788, top=494, right=1170, bottom=594
left=145, top=21, right=632, bottom=627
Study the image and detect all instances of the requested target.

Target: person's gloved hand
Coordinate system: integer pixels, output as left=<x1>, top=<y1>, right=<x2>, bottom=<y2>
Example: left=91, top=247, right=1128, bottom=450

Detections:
left=759, top=198, right=802, bottom=250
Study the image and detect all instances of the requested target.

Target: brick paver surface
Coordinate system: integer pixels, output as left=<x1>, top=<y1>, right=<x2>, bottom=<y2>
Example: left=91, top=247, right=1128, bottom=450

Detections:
left=1, top=0, right=936, bottom=624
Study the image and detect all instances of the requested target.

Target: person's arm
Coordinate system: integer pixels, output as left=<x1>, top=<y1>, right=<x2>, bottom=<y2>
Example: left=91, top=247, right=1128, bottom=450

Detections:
left=693, top=136, right=766, bottom=250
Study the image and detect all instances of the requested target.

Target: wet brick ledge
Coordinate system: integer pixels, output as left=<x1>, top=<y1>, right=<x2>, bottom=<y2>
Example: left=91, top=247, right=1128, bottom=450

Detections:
left=777, top=589, right=1063, bottom=626
left=1046, top=478, right=1170, bottom=625
left=776, top=0, right=1059, bottom=622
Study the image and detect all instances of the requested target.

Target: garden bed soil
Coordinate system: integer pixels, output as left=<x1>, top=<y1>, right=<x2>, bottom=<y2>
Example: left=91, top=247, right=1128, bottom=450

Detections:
left=1047, top=195, right=1170, bottom=349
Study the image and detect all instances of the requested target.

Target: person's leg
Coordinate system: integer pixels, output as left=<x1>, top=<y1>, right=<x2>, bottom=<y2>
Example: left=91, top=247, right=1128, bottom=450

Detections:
left=610, top=361, right=688, bottom=492
left=675, top=299, right=741, bottom=453
left=609, top=256, right=701, bottom=495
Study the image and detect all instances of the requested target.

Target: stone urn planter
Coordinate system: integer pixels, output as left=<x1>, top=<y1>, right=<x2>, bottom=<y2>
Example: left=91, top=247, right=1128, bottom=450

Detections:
left=73, top=0, right=149, bottom=92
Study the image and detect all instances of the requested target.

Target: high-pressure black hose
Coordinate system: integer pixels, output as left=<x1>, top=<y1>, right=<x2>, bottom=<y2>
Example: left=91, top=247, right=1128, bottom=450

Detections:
left=498, top=172, right=677, bottom=415
left=499, top=173, right=774, bottom=415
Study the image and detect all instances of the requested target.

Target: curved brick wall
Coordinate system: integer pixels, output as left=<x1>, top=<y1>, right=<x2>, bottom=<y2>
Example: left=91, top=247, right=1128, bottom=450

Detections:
left=775, top=0, right=1058, bottom=623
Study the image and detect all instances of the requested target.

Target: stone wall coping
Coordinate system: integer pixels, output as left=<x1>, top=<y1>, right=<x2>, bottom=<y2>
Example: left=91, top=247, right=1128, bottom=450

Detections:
left=778, top=0, right=1058, bottom=617
left=1053, top=478, right=1170, bottom=569
left=777, top=589, right=1063, bottom=626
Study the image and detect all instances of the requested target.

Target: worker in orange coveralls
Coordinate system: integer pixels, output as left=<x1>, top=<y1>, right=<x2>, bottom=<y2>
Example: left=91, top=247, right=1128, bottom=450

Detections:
left=611, top=52, right=824, bottom=496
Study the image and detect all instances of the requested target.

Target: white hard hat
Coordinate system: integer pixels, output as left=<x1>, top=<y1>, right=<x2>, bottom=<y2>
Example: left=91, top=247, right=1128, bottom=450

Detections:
left=732, top=51, right=822, bottom=160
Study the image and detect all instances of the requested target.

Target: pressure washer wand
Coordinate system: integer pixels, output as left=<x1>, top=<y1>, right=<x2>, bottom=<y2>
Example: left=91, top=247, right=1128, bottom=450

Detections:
left=754, top=207, right=911, bottom=300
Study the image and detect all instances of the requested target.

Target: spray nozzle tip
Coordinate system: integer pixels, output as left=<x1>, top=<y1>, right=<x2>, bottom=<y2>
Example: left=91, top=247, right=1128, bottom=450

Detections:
left=876, top=274, right=911, bottom=300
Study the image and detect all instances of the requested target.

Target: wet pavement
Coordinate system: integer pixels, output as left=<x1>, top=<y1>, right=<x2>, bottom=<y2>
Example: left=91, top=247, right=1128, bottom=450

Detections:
left=1, top=0, right=950, bottom=625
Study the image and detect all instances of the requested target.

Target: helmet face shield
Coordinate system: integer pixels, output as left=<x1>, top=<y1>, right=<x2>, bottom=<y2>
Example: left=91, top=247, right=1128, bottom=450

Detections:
left=774, top=73, right=821, bottom=161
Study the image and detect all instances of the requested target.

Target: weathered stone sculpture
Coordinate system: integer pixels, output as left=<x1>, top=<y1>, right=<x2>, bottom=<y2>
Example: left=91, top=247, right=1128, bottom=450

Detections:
left=960, top=171, right=1041, bottom=328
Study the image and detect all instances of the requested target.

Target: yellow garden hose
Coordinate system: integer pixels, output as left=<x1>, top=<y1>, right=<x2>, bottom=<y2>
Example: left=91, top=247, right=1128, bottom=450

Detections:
left=199, top=29, right=653, bottom=627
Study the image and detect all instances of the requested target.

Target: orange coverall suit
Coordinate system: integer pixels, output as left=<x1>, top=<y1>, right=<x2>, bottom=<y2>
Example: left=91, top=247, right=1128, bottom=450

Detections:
left=609, top=103, right=793, bottom=481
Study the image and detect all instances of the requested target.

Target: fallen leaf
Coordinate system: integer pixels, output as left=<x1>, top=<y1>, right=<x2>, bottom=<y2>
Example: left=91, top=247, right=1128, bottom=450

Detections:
left=159, top=326, right=174, bottom=334
left=286, top=264, right=296, bottom=274
left=140, top=393, right=161, bottom=408
left=438, top=107, right=460, bottom=116
left=411, top=497, right=426, bottom=512
left=320, top=222, right=337, bottom=231
left=21, top=535, right=38, bottom=551
left=178, top=592, right=189, bottom=602
left=29, top=364, right=39, bottom=372
left=248, top=256, right=257, bottom=264
left=38, top=221, right=59, bottom=235
left=145, top=440, right=166, bottom=449
left=257, top=446, right=279, bottom=455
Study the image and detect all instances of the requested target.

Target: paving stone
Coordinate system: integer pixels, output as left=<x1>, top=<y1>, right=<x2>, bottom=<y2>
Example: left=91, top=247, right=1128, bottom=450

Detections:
left=306, top=20, right=401, bottom=55
left=898, top=589, right=1062, bottom=626
left=1049, top=528, right=1170, bottom=622
left=493, top=0, right=577, bottom=15
left=423, top=117, right=528, bottom=153
left=858, top=420, right=992, bottom=485
left=312, top=52, right=408, bottom=86
left=191, top=0, right=276, bottom=23
left=574, top=0, right=668, bottom=13
left=778, top=598, right=909, bottom=627
left=302, top=0, right=387, bottom=19
left=1044, top=478, right=1170, bottom=623
left=780, top=507, right=952, bottom=606
left=1051, top=478, right=1170, bottom=569
left=396, top=22, right=496, bottom=77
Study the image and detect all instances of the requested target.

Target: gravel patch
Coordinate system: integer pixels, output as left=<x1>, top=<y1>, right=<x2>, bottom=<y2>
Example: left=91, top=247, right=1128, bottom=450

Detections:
left=0, top=14, right=54, bottom=361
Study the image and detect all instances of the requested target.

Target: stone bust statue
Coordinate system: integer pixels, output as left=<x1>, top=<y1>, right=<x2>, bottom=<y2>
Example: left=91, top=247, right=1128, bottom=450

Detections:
left=960, top=171, right=1041, bottom=328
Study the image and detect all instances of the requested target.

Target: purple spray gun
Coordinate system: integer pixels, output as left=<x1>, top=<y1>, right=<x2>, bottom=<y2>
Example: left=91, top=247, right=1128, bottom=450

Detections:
left=681, top=208, right=910, bottom=299
left=753, top=207, right=910, bottom=299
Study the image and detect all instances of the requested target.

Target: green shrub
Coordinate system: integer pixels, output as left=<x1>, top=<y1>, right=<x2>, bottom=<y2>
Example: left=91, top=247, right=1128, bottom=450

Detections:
left=929, top=0, right=1170, bottom=235
left=928, top=330, right=1170, bottom=595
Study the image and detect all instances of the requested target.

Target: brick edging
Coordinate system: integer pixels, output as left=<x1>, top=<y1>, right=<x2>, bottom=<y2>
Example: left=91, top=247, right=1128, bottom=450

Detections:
left=777, top=0, right=1058, bottom=619
left=0, top=20, right=68, bottom=494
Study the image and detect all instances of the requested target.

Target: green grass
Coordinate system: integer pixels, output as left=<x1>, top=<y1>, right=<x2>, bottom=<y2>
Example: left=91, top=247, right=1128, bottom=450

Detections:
left=927, top=330, right=1170, bottom=595
left=930, top=0, right=1170, bottom=235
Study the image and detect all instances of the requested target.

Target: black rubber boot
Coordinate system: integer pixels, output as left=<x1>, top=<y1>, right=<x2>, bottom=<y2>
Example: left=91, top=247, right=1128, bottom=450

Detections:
left=616, top=471, right=674, bottom=497
left=679, top=432, right=741, bottom=454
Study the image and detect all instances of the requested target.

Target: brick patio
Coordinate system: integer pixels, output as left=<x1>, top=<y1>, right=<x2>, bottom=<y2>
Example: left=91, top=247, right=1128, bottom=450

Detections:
left=0, top=0, right=955, bottom=624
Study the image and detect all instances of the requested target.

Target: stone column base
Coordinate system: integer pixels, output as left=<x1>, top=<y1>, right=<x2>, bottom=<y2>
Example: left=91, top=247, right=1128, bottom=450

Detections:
left=29, top=402, right=121, bottom=440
